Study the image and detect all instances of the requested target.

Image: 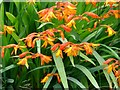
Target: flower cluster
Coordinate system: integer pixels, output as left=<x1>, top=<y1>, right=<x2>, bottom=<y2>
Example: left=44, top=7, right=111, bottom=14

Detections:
left=17, top=52, right=52, bottom=69
left=51, top=42, right=100, bottom=58
left=19, top=28, right=64, bottom=48
left=37, top=2, right=119, bottom=35
left=104, top=58, right=120, bottom=86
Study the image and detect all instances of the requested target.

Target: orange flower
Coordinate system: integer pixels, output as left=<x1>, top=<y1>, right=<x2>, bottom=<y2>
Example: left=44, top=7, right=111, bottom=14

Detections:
left=41, top=73, right=60, bottom=83
left=83, top=12, right=100, bottom=19
left=4, top=25, right=15, bottom=35
left=81, top=16, right=90, bottom=22
left=59, top=42, right=71, bottom=50
left=94, top=21, right=98, bottom=28
left=105, top=0, right=116, bottom=8
left=51, top=43, right=60, bottom=51
left=85, top=0, right=98, bottom=7
left=61, top=25, right=72, bottom=32
left=0, top=44, right=26, bottom=58
left=20, top=32, right=38, bottom=48
left=1, top=47, right=5, bottom=58
left=107, top=64, right=113, bottom=74
left=65, top=14, right=75, bottom=22
left=17, top=58, right=28, bottom=68
left=58, top=30, right=65, bottom=40
left=83, top=43, right=93, bottom=55
left=39, top=54, right=52, bottom=65
left=41, top=74, right=49, bottom=83
left=64, top=45, right=80, bottom=56
left=108, top=10, right=120, bottom=18
left=54, top=10, right=63, bottom=20
left=104, top=58, right=116, bottom=64
left=56, top=2, right=76, bottom=22
left=11, top=45, right=26, bottom=55
left=56, top=49, right=63, bottom=58
left=101, top=25, right=116, bottom=36
left=41, top=36, right=55, bottom=48
left=66, top=19, right=76, bottom=29
left=19, top=51, right=33, bottom=58
left=37, top=6, right=56, bottom=22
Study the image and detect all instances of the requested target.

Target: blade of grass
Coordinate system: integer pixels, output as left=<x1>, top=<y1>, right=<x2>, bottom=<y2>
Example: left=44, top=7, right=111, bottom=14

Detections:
left=52, top=52, right=68, bottom=88
left=67, top=77, right=86, bottom=89
left=75, top=65, right=100, bottom=88
left=101, top=44, right=120, bottom=60
left=78, top=51, right=95, bottom=66
left=0, top=64, right=17, bottom=73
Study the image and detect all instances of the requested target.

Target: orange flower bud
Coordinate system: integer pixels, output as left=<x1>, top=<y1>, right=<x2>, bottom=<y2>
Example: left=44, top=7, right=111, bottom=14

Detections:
left=19, top=51, right=30, bottom=58
left=84, top=12, right=100, bottom=19
left=51, top=43, right=60, bottom=51
left=104, top=58, right=116, bottom=64
left=61, top=25, right=72, bottom=32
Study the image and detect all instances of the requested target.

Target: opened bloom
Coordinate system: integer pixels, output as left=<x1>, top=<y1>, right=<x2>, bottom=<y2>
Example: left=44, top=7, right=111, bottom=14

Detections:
left=85, top=0, right=98, bottom=7
left=0, top=44, right=26, bottom=58
left=101, top=25, right=116, bottom=36
left=41, top=73, right=60, bottom=83
left=41, top=36, right=55, bottom=48
left=64, top=44, right=81, bottom=56
left=37, top=6, right=56, bottom=22
left=56, top=49, right=63, bottom=58
left=39, top=54, right=52, bottom=65
left=4, top=25, right=15, bottom=35
left=20, top=32, right=38, bottom=48
left=17, top=57, right=29, bottom=69
left=31, top=53, right=52, bottom=65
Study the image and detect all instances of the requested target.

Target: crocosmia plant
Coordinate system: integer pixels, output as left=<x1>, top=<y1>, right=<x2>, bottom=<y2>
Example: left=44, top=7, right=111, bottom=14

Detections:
left=1, top=0, right=120, bottom=89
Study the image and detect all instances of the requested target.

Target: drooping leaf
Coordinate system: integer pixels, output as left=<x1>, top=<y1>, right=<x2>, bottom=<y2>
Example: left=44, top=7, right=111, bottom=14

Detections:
left=37, top=22, right=54, bottom=29
left=67, top=77, right=86, bottom=89
left=78, top=51, right=95, bottom=66
left=75, top=65, right=99, bottom=88
left=52, top=52, right=68, bottom=88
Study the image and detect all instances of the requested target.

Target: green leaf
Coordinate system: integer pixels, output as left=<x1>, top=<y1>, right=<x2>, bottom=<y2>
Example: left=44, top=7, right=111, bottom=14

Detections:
left=28, top=65, right=54, bottom=74
left=67, top=77, right=86, bottom=89
left=53, top=83, right=62, bottom=90
left=75, top=65, right=99, bottom=88
left=52, top=52, right=68, bottom=88
left=69, top=56, right=75, bottom=67
left=89, top=65, right=106, bottom=73
left=6, top=12, right=16, bottom=23
left=78, top=51, right=95, bottom=66
left=1, top=64, right=17, bottom=73
left=36, top=40, right=41, bottom=54
left=82, top=31, right=97, bottom=42
left=7, top=79, right=14, bottom=83
left=101, top=44, right=120, bottom=60
left=37, top=22, right=54, bottom=29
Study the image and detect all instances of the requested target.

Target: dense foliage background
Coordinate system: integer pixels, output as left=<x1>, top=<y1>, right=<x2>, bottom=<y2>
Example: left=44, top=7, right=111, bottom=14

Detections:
left=0, top=1, right=120, bottom=89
